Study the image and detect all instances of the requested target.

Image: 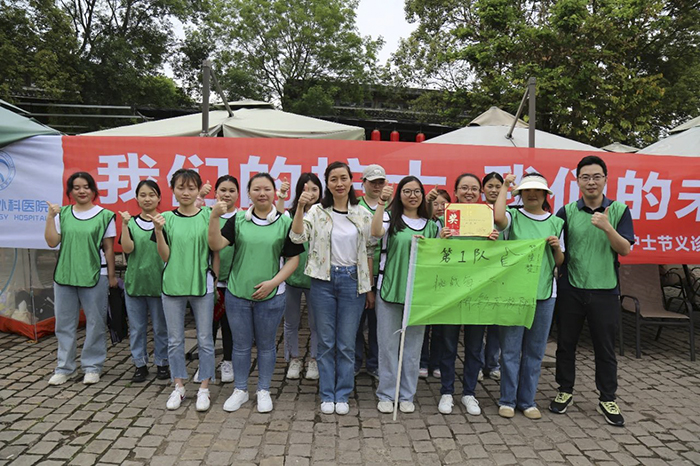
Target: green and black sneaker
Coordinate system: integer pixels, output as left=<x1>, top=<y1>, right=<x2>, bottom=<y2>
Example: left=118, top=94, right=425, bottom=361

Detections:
left=598, top=401, right=625, bottom=427
left=549, top=392, right=573, bottom=414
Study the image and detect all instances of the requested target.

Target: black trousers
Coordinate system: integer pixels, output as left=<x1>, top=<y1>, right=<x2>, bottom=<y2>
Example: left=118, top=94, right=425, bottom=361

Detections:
left=555, top=288, right=620, bottom=402
left=213, top=312, right=233, bottom=362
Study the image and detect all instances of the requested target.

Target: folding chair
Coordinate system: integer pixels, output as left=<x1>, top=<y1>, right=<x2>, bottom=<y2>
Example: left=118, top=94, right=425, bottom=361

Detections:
left=618, top=264, right=695, bottom=361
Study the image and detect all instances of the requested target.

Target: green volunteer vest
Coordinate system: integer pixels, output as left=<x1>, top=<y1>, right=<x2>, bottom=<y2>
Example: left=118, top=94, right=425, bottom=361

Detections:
left=218, top=215, right=235, bottom=283
left=124, top=218, right=164, bottom=297
left=507, top=208, right=564, bottom=300
left=227, top=211, right=292, bottom=301
left=564, top=201, right=627, bottom=289
left=161, top=208, right=212, bottom=297
left=379, top=217, right=440, bottom=304
left=359, top=196, right=382, bottom=277
left=54, top=206, right=115, bottom=287
left=286, top=246, right=310, bottom=289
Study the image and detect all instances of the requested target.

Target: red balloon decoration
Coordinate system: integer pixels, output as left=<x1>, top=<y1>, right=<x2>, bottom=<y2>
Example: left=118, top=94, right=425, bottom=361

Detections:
left=390, top=130, right=400, bottom=142
left=371, top=129, right=381, bottom=141
left=415, top=132, right=426, bottom=142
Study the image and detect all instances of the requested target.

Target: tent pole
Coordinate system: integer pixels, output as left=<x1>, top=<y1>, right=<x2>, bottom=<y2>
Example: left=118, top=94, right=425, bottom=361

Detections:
left=210, top=70, right=233, bottom=117
left=507, top=83, right=529, bottom=140
left=201, top=60, right=211, bottom=137
left=528, top=77, right=536, bottom=148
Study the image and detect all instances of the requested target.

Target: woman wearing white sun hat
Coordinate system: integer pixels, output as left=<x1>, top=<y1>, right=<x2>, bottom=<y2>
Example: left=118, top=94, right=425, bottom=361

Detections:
left=493, top=172, right=565, bottom=420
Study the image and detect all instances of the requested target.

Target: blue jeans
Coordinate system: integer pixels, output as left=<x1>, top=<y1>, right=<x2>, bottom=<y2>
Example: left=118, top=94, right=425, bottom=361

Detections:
left=438, top=324, right=485, bottom=396
left=125, top=292, right=168, bottom=368
left=284, top=285, right=317, bottom=360
left=227, top=291, right=286, bottom=391
left=53, top=277, right=109, bottom=374
left=499, top=298, right=556, bottom=410
left=355, top=306, right=378, bottom=373
left=482, top=326, right=500, bottom=374
left=376, top=295, right=425, bottom=402
left=161, top=293, right=215, bottom=382
left=309, top=266, right=366, bottom=403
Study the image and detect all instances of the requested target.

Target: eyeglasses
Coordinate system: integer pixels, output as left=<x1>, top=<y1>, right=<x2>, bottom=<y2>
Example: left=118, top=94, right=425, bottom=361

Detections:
left=578, top=174, right=606, bottom=183
left=401, top=189, right=423, bottom=197
left=458, top=186, right=480, bottom=193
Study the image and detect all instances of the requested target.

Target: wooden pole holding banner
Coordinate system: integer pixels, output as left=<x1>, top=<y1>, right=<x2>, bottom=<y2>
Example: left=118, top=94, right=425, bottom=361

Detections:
left=393, top=328, right=407, bottom=421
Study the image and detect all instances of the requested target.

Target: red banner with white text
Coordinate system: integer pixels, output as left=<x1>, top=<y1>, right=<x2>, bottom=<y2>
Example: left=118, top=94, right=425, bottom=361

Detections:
left=28, top=136, right=700, bottom=263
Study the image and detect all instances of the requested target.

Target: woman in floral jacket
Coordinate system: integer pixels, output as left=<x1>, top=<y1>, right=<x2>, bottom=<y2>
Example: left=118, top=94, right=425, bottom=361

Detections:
left=290, top=161, right=376, bottom=416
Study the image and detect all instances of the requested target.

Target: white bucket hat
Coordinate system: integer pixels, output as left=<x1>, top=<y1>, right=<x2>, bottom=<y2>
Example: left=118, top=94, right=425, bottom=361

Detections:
left=512, top=175, right=553, bottom=196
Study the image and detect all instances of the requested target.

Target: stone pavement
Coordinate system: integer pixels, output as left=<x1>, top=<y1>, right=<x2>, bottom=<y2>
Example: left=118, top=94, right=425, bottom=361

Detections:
left=0, top=313, right=699, bottom=466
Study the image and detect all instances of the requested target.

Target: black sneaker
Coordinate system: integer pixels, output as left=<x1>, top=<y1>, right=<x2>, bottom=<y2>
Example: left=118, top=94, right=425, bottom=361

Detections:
left=156, top=365, right=171, bottom=380
left=132, top=366, right=149, bottom=383
left=598, top=401, right=625, bottom=427
left=549, top=392, right=573, bottom=414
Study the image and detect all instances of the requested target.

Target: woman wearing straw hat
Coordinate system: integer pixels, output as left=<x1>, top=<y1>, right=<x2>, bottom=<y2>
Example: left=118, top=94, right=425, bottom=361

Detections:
left=493, top=172, right=565, bottom=420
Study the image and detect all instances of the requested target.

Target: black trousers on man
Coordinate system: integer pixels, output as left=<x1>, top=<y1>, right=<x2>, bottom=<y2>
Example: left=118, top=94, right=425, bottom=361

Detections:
left=555, top=287, right=620, bottom=402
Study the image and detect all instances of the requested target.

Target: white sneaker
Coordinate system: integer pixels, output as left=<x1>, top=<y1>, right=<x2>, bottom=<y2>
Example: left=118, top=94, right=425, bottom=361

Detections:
left=490, top=370, right=501, bottom=381
left=419, top=368, right=429, bottom=378
left=462, top=395, right=481, bottom=415
left=223, top=389, right=249, bottom=412
left=286, top=359, right=303, bottom=380
left=48, top=371, right=75, bottom=386
left=220, top=361, right=234, bottom=383
left=305, top=360, right=319, bottom=380
left=432, top=368, right=441, bottom=378
left=196, top=388, right=210, bottom=412
left=400, top=401, right=415, bottom=413
left=477, top=370, right=484, bottom=381
left=377, top=401, right=393, bottom=413
left=257, top=390, right=273, bottom=413
left=335, top=402, right=350, bottom=415
left=166, top=385, right=186, bottom=410
left=320, top=402, right=335, bottom=414
left=438, top=394, right=454, bottom=414
left=83, top=372, right=100, bottom=385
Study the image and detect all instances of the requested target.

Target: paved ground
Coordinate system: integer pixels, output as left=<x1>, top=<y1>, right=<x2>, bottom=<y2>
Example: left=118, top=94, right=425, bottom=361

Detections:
left=0, top=311, right=698, bottom=466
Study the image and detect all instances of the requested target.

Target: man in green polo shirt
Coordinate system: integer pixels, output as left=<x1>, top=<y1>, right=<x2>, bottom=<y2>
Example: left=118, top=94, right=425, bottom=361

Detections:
left=549, top=155, right=635, bottom=427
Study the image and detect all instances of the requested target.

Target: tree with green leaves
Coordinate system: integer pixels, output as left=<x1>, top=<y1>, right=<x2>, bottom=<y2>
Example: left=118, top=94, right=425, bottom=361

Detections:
left=394, top=0, right=700, bottom=147
left=175, top=0, right=382, bottom=112
left=1, top=0, right=193, bottom=113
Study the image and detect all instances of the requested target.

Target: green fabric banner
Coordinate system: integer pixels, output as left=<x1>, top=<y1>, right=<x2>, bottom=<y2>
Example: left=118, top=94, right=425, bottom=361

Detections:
left=404, top=238, right=546, bottom=329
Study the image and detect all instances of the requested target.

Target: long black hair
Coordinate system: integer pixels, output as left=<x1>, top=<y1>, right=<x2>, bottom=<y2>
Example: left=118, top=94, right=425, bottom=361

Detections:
left=290, top=172, right=322, bottom=216
left=66, top=172, right=99, bottom=200
left=388, top=176, right=430, bottom=236
left=320, top=161, right=359, bottom=208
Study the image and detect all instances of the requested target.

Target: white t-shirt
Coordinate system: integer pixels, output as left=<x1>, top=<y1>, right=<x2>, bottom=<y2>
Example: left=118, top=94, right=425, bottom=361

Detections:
left=504, top=208, right=565, bottom=297
left=55, top=205, right=116, bottom=275
left=330, top=209, right=358, bottom=266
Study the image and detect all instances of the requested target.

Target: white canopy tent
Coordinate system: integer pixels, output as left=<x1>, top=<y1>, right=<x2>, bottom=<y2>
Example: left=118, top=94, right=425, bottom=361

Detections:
left=637, top=116, right=700, bottom=157
left=425, top=107, right=603, bottom=152
left=602, top=142, right=639, bottom=153
left=83, top=100, right=365, bottom=140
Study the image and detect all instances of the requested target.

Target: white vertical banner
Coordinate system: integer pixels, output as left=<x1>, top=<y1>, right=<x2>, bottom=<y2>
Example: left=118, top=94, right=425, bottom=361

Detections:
left=0, top=136, right=64, bottom=249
